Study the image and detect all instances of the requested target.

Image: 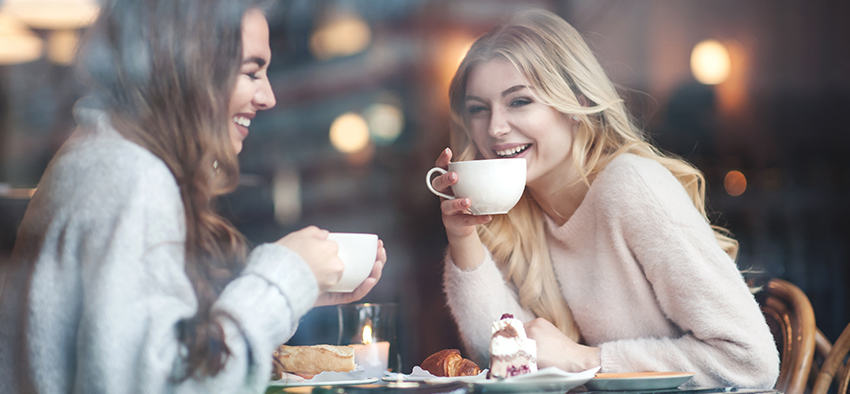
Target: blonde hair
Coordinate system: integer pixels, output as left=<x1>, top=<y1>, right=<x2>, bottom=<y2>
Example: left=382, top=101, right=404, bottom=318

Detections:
left=448, top=9, right=738, bottom=342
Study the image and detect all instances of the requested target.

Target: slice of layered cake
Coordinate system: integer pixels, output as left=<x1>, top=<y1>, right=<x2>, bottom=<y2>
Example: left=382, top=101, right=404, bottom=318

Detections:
left=489, top=313, right=538, bottom=378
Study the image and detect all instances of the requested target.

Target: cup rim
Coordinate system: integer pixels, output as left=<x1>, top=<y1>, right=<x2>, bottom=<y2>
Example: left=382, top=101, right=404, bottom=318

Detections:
left=337, top=302, right=399, bottom=309
left=448, top=157, right=526, bottom=167
left=328, top=232, right=378, bottom=237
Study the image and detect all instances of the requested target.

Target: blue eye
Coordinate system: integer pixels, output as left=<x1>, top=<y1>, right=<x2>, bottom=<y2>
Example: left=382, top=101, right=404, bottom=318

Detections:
left=467, top=105, right=487, bottom=115
left=510, top=97, right=532, bottom=107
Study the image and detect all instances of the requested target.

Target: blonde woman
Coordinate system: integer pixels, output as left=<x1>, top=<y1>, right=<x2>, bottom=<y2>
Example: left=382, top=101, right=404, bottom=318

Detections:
left=431, top=9, right=778, bottom=388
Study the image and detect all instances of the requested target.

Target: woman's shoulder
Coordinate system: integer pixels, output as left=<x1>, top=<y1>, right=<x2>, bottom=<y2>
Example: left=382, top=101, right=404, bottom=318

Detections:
left=591, top=153, right=692, bottom=214
left=42, top=119, right=178, bottom=208
left=596, top=153, right=679, bottom=192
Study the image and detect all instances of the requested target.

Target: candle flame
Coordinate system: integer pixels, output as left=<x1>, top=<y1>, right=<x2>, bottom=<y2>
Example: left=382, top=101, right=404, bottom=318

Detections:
left=362, top=324, right=373, bottom=344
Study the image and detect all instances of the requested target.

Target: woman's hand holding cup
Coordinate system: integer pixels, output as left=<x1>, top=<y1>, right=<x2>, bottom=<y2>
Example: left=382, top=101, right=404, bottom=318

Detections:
left=276, top=227, right=386, bottom=306
left=275, top=226, right=344, bottom=292
left=315, top=239, right=386, bottom=307
left=430, top=148, right=494, bottom=241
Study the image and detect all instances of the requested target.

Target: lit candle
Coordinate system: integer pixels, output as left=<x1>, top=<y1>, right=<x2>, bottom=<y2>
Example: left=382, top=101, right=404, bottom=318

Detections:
left=350, top=324, right=390, bottom=377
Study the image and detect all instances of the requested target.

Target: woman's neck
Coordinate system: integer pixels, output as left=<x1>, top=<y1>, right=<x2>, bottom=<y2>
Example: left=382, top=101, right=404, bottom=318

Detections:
left=527, top=164, right=591, bottom=227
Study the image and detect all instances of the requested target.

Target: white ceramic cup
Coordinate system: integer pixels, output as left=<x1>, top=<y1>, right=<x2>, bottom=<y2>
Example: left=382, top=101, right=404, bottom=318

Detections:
left=326, top=233, right=379, bottom=292
left=426, top=158, right=526, bottom=215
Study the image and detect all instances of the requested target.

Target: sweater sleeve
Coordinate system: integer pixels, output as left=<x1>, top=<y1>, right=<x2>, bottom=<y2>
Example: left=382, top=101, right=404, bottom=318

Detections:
left=443, top=244, right=535, bottom=365
left=67, top=144, right=318, bottom=394
left=597, top=158, right=779, bottom=388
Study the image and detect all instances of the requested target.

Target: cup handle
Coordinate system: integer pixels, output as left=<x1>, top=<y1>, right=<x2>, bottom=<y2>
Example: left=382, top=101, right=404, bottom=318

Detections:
left=426, top=167, right=456, bottom=200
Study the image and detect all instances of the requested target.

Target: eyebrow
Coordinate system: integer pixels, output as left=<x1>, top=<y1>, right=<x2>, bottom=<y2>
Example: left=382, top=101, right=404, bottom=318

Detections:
left=501, top=85, right=527, bottom=96
left=243, top=56, right=267, bottom=67
left=465, top=85, right=528, bottom=102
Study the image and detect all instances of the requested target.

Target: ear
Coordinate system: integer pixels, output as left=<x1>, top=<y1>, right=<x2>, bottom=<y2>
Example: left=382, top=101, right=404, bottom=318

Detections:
left=576, top=93, right=590, bottom=108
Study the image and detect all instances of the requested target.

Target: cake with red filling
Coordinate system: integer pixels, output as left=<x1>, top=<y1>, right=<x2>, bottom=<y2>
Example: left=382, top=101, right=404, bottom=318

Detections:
left=488, top=313, right=538, bottom=378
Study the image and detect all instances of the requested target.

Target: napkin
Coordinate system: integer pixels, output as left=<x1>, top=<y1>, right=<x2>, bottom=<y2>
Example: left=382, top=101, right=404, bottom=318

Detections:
left=385, top=366, right=489, bottom=382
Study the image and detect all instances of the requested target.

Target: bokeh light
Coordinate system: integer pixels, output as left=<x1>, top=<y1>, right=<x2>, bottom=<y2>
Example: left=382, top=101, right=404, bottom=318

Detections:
left=329, top=112, right=370, bottom=154
left=724, top=170, right=747, bottom=196
left=310, top=11, right=371, bottom=60
left=47, top=29, right=79, bottom=65
left=365, top=103, right=404, bottom=145
left=0, top=12, right=43, bottom=65
left=272, top=166, right=301, bottom=226
left=691, top=40, right=731, bottom=85
left=437, top=33, right=475, bottom=105
left=3, top=0, right=100, bottom=29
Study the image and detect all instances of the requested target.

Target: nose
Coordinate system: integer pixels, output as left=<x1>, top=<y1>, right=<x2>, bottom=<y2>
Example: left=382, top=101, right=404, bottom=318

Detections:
left=488, top=107, right=510, bottom=138
left=255, top=79, right=276, bottom=110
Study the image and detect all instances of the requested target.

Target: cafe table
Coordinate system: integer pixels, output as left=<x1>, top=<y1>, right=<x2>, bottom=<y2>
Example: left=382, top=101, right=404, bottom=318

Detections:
left=266, top=382, right=782, bottom=394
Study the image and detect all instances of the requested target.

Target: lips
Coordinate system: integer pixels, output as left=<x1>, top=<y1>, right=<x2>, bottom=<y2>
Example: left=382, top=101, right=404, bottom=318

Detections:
left=232, top=115, right=253, bottom=138
left=494, top=143, right=531, bottom=158
left=233, top=115, right=251, bottom=128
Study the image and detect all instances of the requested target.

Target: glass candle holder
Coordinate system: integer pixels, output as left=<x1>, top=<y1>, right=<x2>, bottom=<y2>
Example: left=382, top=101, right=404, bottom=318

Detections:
left=337, top=303, right=400, bottom=377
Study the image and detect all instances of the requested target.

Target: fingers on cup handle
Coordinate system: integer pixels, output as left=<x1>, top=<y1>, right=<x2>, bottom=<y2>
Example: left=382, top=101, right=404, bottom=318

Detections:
left=435, top=147, right=453, bottom=167
left=430, top=171, right=457, bottom=194
left=441, top=197, right=472, bottom=215
left=427, top=168, right=455, bottom=200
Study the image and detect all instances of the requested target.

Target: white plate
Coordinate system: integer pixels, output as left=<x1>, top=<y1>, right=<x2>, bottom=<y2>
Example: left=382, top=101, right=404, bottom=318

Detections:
left=471, top=367, right=599, bottom=393
left=268, top=377, right=379, bottom=387
left=584, top=372, right=695, bottom=391
left=382, top=375, right=484, bottom=383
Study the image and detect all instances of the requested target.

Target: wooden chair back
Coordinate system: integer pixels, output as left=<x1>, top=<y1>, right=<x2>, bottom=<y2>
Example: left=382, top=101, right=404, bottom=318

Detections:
left=811, top=322, right=850, bottom=394
left=759, top=278, right=817, bottom=394
left=808, top=328, right=833, bottom=392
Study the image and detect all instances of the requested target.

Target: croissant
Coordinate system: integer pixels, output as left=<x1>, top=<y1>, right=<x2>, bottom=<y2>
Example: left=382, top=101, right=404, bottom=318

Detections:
left=420, top=349, right=481, bottom=377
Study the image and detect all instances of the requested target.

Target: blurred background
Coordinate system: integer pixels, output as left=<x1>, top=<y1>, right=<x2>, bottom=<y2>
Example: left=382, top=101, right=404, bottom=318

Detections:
left=0, top=0, right=847, bottom=372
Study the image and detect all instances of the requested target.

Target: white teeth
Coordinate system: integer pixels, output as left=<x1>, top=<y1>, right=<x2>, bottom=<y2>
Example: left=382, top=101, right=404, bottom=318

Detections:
left=495, top=144, right=530, bottom=157
left=233, top=116, right=251, bottom=127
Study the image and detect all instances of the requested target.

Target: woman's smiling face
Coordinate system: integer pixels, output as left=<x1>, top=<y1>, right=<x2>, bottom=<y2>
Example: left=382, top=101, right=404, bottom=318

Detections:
left=464, top=57, right=579, bottom=187
left=227, top=8, right=277, bottom=154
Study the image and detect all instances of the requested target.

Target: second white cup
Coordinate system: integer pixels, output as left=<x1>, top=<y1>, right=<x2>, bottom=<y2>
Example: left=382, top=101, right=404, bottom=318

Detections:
left=326, top=233, right=378, bottom=292
left=426, top=158, right=526, bottom=215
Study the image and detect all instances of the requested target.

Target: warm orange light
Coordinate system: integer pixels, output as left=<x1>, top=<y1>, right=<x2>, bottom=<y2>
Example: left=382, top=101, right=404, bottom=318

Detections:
left=361, top=324, right=373, bottom=344
left=724, top=170, right=747, bottom=196
left=715, top=40, right=749, bottom=117
left=437, top=33, right=475, bottom=103
left=691, top=40, right=731, bottom=85
left=47, top=29, right=79, bottom=65
left=309, top=11, right=371, bottom=60
left=3, top=0, right=100, bottom=29
left=0, top=12, right=43, bottom=65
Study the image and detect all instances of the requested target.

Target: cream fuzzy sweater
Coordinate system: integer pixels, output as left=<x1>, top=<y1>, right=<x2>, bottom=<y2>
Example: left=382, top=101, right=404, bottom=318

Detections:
left=444, top=153, right=779, bottom=388
left=0, top=109, right=319, bottom=393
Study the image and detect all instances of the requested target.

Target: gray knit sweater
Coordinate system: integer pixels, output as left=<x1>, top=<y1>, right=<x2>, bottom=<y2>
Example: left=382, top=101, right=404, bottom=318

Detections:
left=0, top=109, right=319, bottom=394
left=444, top=153, right=779, bottom=388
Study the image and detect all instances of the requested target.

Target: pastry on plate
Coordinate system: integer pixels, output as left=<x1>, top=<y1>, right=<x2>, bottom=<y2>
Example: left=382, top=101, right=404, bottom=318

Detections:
left=420, top=348, right=481, bottom=377
left=489, top=313, right=537, bottom=378
left=272, top=344, right=356, bottom=379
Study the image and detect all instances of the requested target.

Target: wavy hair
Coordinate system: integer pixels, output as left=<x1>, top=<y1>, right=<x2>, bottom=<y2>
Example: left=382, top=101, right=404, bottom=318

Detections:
left=448, top=9, right=738, bottom=341
left=76, top=0, right=269, bottom=378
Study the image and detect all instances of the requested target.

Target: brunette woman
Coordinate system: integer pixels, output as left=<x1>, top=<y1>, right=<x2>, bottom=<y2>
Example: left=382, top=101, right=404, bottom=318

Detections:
left=0, top=0, right=386, bottom=392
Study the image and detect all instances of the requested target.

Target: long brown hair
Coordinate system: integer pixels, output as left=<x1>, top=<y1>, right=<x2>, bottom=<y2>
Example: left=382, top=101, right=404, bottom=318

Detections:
left=77, top=0, right=268, bottom=378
